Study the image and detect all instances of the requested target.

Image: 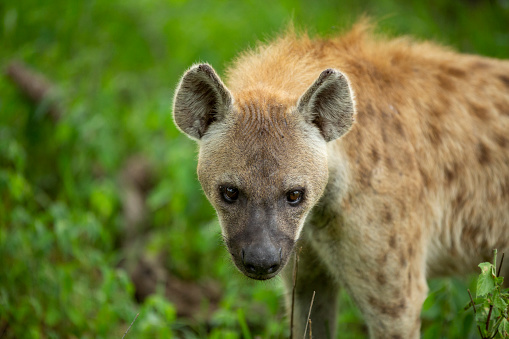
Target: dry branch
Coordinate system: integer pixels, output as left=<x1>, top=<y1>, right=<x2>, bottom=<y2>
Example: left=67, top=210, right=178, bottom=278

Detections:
left=5, top=60, right=61, bottom=121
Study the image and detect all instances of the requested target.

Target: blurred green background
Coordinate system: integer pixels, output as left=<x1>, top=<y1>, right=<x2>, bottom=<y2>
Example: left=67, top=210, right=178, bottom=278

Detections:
left=1, top=0, right=508, bottom=338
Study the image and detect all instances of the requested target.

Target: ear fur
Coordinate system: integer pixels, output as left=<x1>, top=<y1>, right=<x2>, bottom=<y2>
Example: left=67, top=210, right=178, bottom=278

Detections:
left=297, top=69, right=355, bottom=142
left=173, top=63, right=233, bottom=140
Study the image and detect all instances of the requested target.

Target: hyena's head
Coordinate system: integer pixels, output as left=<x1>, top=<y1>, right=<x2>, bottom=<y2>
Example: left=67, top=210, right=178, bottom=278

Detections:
left=173, top=64, right=355, bottom=280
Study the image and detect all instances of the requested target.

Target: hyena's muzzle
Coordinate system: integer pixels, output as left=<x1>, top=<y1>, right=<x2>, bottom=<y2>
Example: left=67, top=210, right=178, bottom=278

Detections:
left=225, top=209, right=295, bottom=280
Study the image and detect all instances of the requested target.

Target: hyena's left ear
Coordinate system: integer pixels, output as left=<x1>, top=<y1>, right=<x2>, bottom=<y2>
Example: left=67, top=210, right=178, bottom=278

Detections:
left=173, top=63, right=233, bottom=140
left=297, top=69, right=356, bottom=142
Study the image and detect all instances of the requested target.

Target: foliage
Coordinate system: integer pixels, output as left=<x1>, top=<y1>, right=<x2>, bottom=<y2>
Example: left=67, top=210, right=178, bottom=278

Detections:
left=1, top=0, right=508, bottom=338
left=465, top=250, right=509, bottom=338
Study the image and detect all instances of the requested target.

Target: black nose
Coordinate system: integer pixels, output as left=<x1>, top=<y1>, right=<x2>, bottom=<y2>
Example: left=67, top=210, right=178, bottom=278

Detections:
left=242, top=244, right=282, bottom=278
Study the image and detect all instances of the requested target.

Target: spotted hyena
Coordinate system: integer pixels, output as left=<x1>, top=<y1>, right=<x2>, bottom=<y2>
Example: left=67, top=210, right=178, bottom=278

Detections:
left=172, top=21, right=509, bottom=338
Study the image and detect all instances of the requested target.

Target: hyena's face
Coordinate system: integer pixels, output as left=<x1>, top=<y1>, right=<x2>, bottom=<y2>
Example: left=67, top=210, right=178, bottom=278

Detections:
left=196, top=100, right=329, bottom=279
left=173, top=64, right=355, bottom=280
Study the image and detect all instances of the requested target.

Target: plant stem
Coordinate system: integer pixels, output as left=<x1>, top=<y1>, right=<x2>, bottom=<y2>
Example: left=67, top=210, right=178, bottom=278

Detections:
left=468, top=289, right=477, bottom=313
left=493, top=249, right=498, bottom=273
left=497, top=253, right=505, bottom=277
left=303, top=291, right=316, bottom=339
left=121, top=313, right=139, bottom=339
left=486, top=304, right=493, bottom=332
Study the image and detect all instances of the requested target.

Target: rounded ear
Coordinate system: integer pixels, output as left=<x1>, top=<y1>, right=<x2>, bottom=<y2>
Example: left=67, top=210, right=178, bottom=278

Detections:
left=173, top=63, right=233, bottom=140
left=297, top=69, right=356, bottom=142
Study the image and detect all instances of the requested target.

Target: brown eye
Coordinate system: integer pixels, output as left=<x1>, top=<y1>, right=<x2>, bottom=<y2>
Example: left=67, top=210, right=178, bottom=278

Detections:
left=220, top=186, right=239, bottom=203
left=287, top=190, right=304, bottom=205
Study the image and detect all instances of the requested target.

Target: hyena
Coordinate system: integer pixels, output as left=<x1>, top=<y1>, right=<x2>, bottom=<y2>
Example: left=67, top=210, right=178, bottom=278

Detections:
left=172, top=21, right=509, bottom=338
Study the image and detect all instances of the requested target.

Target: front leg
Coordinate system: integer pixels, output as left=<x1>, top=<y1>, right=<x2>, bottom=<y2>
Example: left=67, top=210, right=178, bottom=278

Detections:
left=283, top=242, right=339, bottom=339
left=335, top=227, right=429, bottom=339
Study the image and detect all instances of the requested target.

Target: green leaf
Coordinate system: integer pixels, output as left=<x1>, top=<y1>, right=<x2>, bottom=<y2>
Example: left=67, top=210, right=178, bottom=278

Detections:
left=498, top=318, right=509, bottom=338
left=477, top=262, right=497, bottom=297
left=493, top=289, right=508, bottom=311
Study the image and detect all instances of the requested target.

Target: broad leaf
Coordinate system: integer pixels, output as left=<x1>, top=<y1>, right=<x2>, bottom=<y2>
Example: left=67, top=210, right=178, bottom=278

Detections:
left=498, top=318, right=509, bottom=338
left=493, top=289, right=508, bottom=311
left=477, top=263, right=496, bottom=297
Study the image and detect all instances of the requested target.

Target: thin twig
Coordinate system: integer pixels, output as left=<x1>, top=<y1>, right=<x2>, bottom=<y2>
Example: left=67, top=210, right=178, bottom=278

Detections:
left=478, top=325, right=485, bottom=339
left=486, top=304, right=493, bottom=332
left=308, top=319, right=313, bottom=339
left=121, top=312, right=139, bottom=339
left=486, top=251, right=495, bottom=334
left=303, top=291, right=316, bottom=339
left=497, top=253, right=505, bottom=277
left=468, top=289, right=484, bottom=338
left=468, top=289, right=477, bottom=313
left=5, top=60, right=62, bottom=121
left=290, top=251, right=299, bottom=339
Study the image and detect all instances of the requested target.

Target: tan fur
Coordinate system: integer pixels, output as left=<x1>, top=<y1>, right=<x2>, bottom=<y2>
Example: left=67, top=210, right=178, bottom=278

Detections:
left=173, top=20, right=509, bottom=338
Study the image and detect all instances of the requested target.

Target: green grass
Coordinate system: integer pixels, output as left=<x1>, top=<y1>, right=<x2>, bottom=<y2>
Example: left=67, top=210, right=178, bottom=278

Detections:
left=1, top=0, right=508, bottom=337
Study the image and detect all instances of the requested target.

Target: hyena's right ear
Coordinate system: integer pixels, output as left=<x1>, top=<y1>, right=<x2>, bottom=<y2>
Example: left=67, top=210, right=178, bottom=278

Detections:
left=297, top=69, right=356, bottom=142
left=173, top=64, right=233, bottom=140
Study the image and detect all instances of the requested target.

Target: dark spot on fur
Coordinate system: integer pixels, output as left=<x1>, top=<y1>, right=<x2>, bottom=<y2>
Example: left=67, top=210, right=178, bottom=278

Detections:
left=366, top=103, right=377, bottom=115
left=407, top=271, right=413, bottom=296
left=495, top=101, right=509, bottom=116
left=358, top=164, right=373, bottom=188
left=453, top=191, right=466, bottom=212
left=389, top=234, right=397, bottom=248
left=383, top=209, right=393, bottom=224
left=400, top=252, right=408, bottom=267
left=358, top=103, right=377, bottom=125
left=494, top=134, right=508, bottom=148
left=377, top=252, right=388, bottom=265
left=470, top=102, right=490, bottom=120
left=444, top=168, right=454, bottom=185
left=477, top=142, right=491, bottom=165
left=461, top=222, right=490, bottom=248
left=392, top=335, right=403, bottom=339
left=472, top=61, right=491, bottom=69
left=393, top=119, right=405, bottom=137
left=408, top=246, right=414, bottom=257
left=370, top=148, right=380, bottom=163
left=356, top=110, right=367, bottom=125
left=377, top=272, right=387, bottom=285
left=428, top=122, right=442, bottom=145
left=502, top=181, right=509, bottom=198
left=446, top=67, right=466, bottom=78
left=430, top=108, right=444, bottom=118
left=499, top=75, right=509, bottom=88
left=437, top=74, right=455, bottom=91
left=368, top=296, right=406, bottom=318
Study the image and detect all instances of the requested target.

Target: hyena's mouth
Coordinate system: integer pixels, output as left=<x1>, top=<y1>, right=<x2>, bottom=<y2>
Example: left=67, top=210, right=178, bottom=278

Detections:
left=243, top=270, right=280, bottom=281
left=230, top=245, right=293, bottom=281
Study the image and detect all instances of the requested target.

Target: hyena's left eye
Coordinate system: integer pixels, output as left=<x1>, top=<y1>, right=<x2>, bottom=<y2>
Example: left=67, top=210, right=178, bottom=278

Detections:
left=219, top=186, right=239, bottom=203
left=286, top=190, right=304, bottom=205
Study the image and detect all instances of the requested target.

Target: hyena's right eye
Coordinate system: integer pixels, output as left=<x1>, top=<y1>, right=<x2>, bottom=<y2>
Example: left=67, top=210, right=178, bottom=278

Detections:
left=286, top=189, right=304, bottom=205
left=219, top=186, right=239, bottom=203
